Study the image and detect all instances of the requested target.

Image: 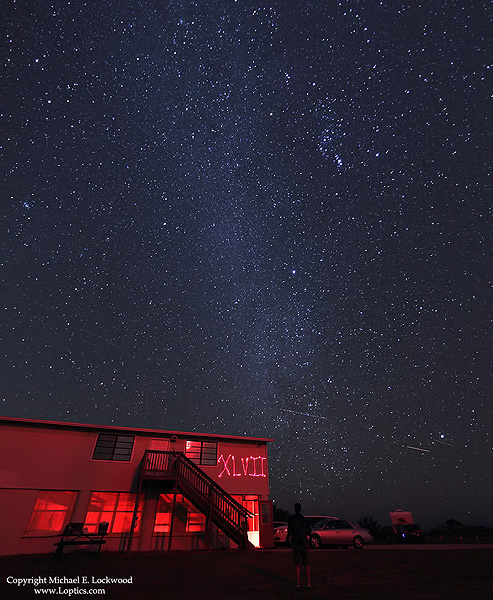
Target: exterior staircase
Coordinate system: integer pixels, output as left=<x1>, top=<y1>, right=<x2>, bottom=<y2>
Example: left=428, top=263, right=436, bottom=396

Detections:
left=127, top=450, right=251, bottom=550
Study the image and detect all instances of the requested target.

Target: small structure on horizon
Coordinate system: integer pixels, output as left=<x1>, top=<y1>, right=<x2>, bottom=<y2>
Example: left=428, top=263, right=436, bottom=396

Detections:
left=389, top=509, right=414, bottom=532
left=389, top=509, right=425, bottom=543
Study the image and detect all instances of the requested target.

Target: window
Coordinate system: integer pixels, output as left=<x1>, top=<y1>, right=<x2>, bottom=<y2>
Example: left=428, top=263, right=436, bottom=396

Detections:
left=334, top=520, right=351, bottom=529
left=325, top=520, right=351, bottom=529
left=149, top=438, right=170, bottom=451
left=25, top=491, right=76, bottom=534
left=154, top=494, right=173, bottom=533
left=260, top=502, right=272, bottom=526
left=185, top=440, right=217, bottom=466
left=92, top=433, right=134, bottom=461
left=153, top=493, right=206, bottom=533
left=84, top=492, right=143, bottom=534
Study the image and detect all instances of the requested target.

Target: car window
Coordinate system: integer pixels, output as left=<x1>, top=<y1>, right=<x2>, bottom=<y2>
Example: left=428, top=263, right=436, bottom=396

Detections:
left=311, top=519, right=328, bottom=529
left=333, top=520, right=351, bottom=529
left=306, top=516, right=336, bottom=527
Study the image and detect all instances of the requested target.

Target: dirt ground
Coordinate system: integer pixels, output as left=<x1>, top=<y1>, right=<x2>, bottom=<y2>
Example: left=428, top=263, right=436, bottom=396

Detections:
left=1, top=547, right=492, bottom=600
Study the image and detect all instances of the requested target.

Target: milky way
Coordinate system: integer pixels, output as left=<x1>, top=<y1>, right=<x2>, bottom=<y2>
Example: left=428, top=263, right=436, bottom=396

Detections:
left=3, top=1, right=491, bottom=528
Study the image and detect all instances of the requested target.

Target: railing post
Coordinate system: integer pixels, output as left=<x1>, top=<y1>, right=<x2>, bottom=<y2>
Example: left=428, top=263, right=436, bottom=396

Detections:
left=168, top=483, right=178, bottom=552
left=126, top=478, right=142, bottom=552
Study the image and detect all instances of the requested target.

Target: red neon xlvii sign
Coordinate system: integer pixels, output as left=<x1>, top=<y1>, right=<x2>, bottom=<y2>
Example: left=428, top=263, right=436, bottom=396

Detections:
left=217, top=454, right=266, bottom=478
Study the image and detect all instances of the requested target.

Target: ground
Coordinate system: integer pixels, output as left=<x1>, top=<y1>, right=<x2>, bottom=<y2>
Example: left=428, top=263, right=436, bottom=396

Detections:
left=1, top=546, right=492, bottom=599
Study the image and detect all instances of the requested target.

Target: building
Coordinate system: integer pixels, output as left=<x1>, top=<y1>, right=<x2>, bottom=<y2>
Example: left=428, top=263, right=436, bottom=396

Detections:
left=0, top=416, right=274, bottom=556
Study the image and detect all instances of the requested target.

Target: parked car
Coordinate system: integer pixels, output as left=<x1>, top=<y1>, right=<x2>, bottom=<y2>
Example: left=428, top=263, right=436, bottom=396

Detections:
left=273, top=522, right=289, bottom=544
left=274, top=515, right=337, bottom=545
left=309, top=518, right=373, bottom=549
left=395, top=523, right=425, bottom=543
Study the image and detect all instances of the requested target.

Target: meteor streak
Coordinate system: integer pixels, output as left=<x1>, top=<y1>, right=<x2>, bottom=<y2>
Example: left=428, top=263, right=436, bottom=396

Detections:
left=432, top=439, right=454, bottom=446
left=406, top=446, right=430, bottom=453
left=281, top=409, right=327, bottom=420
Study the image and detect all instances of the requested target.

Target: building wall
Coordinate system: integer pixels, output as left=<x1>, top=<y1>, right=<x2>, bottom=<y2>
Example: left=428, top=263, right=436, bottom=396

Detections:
left=201, top=439, right=269, bottom=495
left=0, top=421, right=272, bottom=556
left=0, top=424, right=269, bottom=495
left=0, top=489, right=40, bottom=556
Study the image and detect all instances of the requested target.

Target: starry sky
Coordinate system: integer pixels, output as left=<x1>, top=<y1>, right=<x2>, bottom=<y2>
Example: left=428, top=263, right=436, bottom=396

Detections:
left=3, top=1, right=491, bottom=529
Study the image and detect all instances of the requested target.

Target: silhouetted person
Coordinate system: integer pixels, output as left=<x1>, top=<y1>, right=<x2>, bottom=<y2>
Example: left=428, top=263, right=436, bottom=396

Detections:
left=287, top=503, right=311, bottom=590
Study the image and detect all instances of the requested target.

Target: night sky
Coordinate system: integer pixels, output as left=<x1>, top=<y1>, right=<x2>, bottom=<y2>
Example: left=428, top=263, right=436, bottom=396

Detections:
left=3, top=1, right=491, bottom=529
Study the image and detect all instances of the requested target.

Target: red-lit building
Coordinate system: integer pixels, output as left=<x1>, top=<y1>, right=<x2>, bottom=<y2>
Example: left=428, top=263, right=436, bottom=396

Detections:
left=0, top=416, right=274, bottom=556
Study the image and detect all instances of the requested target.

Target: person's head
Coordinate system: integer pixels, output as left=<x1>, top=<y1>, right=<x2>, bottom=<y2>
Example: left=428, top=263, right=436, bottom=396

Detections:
left=294, top=503, right=302, bottom=514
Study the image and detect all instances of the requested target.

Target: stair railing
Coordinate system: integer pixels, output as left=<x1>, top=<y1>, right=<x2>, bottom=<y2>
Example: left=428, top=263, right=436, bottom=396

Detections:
left=140, top=450, right=251, bottom=547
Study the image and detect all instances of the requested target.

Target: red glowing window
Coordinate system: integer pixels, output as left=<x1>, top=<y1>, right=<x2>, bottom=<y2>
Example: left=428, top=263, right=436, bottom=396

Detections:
left=153, top=493, right=206, bottom=533
left=84, top=492, right=143, bottom=534
left=186, top=508, right=206, bottom=533
left=154, top=494, right=174, bottom=533
left=25, top=491, right=77, bottom=534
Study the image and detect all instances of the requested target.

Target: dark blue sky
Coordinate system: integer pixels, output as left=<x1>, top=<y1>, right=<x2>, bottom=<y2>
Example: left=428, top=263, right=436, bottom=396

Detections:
left=3, top=1, right=491, bottom=528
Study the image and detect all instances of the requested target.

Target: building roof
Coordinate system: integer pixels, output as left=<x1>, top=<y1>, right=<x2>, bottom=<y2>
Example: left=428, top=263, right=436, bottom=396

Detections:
left=0, top=415, right=274, bottom=443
